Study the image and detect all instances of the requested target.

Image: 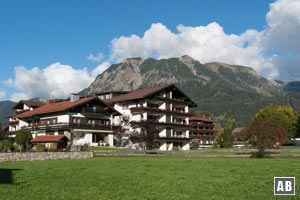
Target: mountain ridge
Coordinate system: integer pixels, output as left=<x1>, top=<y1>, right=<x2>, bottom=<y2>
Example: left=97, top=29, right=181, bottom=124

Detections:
left=80, top=56, right=296, bottom=125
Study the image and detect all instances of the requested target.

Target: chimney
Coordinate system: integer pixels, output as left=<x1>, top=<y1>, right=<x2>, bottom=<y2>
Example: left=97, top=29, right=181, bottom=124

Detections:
left=70, top=93, right=80, bottom=102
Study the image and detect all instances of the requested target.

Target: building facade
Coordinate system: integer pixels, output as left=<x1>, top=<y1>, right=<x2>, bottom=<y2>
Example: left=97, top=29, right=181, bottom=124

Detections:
left=105, top=84, right=197, bottom=150
left=8, top=100, right=45, bottom=137
left=189, top=117, right=215, bottom=145
left=13, top=96, right=120, bottom=147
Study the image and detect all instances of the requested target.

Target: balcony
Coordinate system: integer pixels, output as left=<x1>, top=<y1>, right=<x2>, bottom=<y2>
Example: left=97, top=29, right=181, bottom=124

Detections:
left=131, top=120, right=192, bottom=128
left=190, top=123, right=214, bottom=128
left=130, top=106, right=192, bottom=116
left=190, top=134, right=215, bottom=140
left=24, top=122, right=112, bottom=131
left=153, top=96, right=187, bottom=104
left=9, top=120, right=19, bottom=126
left=190, top=129, right=215, bottom=134
left=159, top=133, right=190, bottom=140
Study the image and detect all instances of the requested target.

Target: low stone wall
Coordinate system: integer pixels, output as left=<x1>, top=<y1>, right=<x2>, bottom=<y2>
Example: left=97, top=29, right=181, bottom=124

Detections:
left=0, top=151, right=94, bottom=162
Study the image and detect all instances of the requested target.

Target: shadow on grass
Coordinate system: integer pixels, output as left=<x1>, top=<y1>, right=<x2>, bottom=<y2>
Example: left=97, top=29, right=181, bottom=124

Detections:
left=0, top=168, right=22, bottom=184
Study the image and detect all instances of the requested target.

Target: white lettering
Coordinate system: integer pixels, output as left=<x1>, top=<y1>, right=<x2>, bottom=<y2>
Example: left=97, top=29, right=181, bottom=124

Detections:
left=277, top=181, right=284, bottom=192
left=285, top=181, right=292, bottom=191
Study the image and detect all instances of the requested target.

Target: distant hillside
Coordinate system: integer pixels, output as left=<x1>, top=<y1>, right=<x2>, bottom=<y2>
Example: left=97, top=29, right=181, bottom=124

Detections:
left=284, top=81, right=300, bottom=111
left=80, top=56, right=294, bottom=126
left=0, top=101, right=16, bottom=128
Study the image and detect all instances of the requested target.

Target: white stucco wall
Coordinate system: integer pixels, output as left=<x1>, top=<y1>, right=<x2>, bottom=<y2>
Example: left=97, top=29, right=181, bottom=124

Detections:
left=159, top=129, right=166, bottom=137
left=108, top=134, right=114, bottom=146
left=18, top=120, right=28, bottom=130
left=159, top=103, right=166, bottom=110
left=159, top=142, right=167, bottom=151
left=131, top=114, right=142, bottom=121
left=57, top=115, right=70, bottom=123
left=24, top=104, right=30, bottom=110
left=182, top=141, right=190, bottom=150
left=159, top=115, right=166, bottom=123
left=185, top=106, right=189, bottom=113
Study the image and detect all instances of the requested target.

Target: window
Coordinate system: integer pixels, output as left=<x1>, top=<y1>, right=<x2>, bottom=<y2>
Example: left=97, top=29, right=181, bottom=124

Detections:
left=122, top=104, right=128, bottom=110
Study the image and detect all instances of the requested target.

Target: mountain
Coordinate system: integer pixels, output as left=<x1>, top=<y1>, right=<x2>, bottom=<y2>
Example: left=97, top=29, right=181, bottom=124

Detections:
left=0, top=101, right=16, bottom=129
left=283, top=81, right=300, bottom=110
left=80, top=56, right=294, bottom=126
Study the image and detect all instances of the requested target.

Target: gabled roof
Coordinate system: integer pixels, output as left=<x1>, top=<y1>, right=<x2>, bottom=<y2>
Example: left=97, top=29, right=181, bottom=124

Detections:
left=105, top=84, right=197, bottom=107
left=189, top=116, right=214, bottom=123
left=15, top=96, right=120, bottom=119
left=13, top=100, right=45, bottom=109
left=31, top=135, right=69, bottom=143
left=105, top=85, right=168, bottom=103
left=95, top=91, right=129, bottom=95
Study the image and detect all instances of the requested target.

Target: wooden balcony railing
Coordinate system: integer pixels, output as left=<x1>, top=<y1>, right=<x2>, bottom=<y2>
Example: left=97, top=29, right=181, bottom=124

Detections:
left=9, top=121, right=19, bottom=126
left=131, top=120, right=192, bottom=128
left=130, top=106, right=192, bottom=116
left=23, top=122, right=112, bottom=131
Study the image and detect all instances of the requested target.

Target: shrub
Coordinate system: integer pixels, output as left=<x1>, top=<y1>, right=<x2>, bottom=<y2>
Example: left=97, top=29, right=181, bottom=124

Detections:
left=172, top=146, right=180, bottom=151
left=0, top=139, right=13, bottom=152
left=190, top=139, right=199, bottom=150
left=36, top=144, right=46, bottom=152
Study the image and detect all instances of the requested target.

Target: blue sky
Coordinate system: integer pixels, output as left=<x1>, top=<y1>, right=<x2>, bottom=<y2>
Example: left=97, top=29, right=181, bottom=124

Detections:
left=0, top=0, right=299, bottom=101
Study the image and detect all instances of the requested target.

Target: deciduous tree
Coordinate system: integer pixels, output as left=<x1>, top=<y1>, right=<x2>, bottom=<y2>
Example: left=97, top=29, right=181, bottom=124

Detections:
left=15, top=129, right=32, bottom=152
left=216, top=118, right=235, bottom=148
left=129, top=120, right=158, bottom=151
left=255, top=105, right=297, bottom=139
left=246, top=120, right=287, bottom=158
left=113, top=114, right=132, bottom=147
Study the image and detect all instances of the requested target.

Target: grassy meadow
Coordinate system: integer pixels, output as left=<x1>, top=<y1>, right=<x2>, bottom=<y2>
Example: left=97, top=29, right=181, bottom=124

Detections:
left=1, top=157, right=300, bottom=200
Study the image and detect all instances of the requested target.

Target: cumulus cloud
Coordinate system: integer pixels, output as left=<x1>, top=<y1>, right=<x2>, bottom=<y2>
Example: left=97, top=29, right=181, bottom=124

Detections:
left=8, top=63, right=98, bottom=101
left=92, top=62, right=111, bottom=77
left=108, top=0, right=300, bottom=80
left=10, top=92, right=28, bottom=102
left=0, top=89, right=6, bottom=100
left=6, top=0, right=300, bottom=102
left=262, top=0, right=300, bottom=80
left=87, top=52, right=104, bottom=62
left=109, top=22, right=277, bottom=78
left=264, top=0, right=300, bottom=54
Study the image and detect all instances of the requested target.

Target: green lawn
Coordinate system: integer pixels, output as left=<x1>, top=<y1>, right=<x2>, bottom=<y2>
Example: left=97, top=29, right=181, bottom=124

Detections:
left=88, top=146, right=119, bottom=151
left=1, top=157, right=300, bottom=200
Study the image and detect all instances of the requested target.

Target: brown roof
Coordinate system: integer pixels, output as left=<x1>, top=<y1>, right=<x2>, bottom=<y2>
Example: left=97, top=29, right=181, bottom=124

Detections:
left=31, top=135, right=69, bottom=143
left=13, top=100, right=45, bottom=109
left=15, top=96, right=98, bottom=119
left=189, top=116, right=214, bottom=123
left=104, top=84, right=197, bottom=107
left=105, top=85, right=169, bottom=103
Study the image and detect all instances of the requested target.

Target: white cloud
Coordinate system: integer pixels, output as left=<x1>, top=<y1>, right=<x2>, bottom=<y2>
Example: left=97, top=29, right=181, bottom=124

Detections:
left=109, top=22, right=277, bottom=78
left=10, top=92, right=28, bottom=102
left=107, top=0, right=300, bottom=80
left=6, top=0, right=300, bottom=102
left=87, top=52, right=104, bottom=62
left=264, top=0, right=300, bottom=54
left=8, top=63, right=100, bottom=101
left=262, top=0, right=300, bottom=80
left=0, top=89, right=6, bottom=100
left=92, top=62, right=111, bottom=77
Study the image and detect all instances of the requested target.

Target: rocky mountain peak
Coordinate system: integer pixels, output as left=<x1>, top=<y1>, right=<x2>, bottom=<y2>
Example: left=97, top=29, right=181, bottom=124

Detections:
left=79, top=56, right=296, bottom=125
left=121, top=57, right=144, bottom=66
